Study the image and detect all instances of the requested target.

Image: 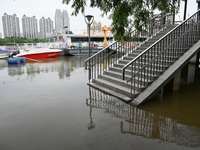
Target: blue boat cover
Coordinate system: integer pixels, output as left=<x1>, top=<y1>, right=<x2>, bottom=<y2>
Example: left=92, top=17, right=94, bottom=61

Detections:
left=0, top=47, right=16, bottom=53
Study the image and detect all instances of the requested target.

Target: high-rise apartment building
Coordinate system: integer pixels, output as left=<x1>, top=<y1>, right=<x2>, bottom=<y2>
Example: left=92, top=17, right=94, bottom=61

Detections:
left=1, top=9, right=71, bottom=39
left=39, top=17, right=53, bottom=38
left=62, top=10, right=70, bottom=31
left=22, top=15, right=38, bottom=39
left=55, top=9, right=62, bottom=33
left=2, top=13, right=21, bottom=38
left=91, top=21, right=102, bottom=33
left=55, top=9, right=70, bottom=34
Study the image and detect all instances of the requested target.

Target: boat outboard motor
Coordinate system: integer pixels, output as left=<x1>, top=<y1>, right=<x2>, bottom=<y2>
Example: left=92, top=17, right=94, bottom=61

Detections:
left=9, top=50, right=20, bottom=57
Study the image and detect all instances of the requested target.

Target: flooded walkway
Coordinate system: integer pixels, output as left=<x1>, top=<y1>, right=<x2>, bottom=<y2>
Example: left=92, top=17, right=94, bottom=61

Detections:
left=0, top=55, right=200, bottom=150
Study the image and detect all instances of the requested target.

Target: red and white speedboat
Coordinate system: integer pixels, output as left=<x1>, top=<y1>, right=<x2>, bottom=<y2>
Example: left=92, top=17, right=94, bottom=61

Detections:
left=14, top=43, right=62, bottom=59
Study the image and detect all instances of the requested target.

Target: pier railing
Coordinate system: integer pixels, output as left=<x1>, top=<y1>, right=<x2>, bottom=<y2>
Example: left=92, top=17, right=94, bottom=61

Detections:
left=85, top=13, right=174, bottom=81
left=122, top=10, right=200, bottom=99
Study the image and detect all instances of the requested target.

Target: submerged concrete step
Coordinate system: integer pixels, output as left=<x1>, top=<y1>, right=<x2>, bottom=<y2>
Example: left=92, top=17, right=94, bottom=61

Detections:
left=89, top=77, right=141, bottom=100
left=87, top=82, right=133, bottom=102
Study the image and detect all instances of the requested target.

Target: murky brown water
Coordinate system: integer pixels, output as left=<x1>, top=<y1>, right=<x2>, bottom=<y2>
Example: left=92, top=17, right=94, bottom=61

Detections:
left=0, top=55, right=199, bottom=150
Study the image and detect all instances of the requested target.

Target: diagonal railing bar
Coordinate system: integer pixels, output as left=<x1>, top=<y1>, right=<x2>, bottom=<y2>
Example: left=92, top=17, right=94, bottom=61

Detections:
left=122, top=10, right=200, bottom=99
left=127, top=23, right=198, bottom=82
left=85, top=13, right=174, bottom=81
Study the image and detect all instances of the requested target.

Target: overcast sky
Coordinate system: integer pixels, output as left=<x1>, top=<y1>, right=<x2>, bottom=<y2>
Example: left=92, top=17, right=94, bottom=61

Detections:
left=0, top=0, right=198, bottom=38
left=0, top=0, right=112, bottom=36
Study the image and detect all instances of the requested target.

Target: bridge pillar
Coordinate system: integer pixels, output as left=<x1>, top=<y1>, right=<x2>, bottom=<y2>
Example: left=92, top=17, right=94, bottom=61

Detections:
left=173, top=70, right=181, bottom=91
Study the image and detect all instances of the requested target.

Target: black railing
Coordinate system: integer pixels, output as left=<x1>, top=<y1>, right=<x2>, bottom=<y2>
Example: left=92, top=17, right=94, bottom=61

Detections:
left=122, top=10, right=200, bottom=99
left=85, top=13, right=174, bottom=81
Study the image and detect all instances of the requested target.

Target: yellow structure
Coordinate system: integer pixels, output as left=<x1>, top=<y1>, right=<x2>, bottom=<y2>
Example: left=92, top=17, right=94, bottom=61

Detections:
left=102, top=25, right=108, bottom=48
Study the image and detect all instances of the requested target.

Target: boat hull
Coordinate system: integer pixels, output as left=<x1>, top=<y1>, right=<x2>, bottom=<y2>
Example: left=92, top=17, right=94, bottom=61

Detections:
left=0, top=49, right=17, bottom=59
left=0, top=53, right=10, bottom=59
left=16, top=51, right=61, bottom=59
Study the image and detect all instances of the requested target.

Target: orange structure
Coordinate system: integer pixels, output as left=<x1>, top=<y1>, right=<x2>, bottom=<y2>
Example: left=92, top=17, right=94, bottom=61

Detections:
left=102, top=25, right=108, bottom=48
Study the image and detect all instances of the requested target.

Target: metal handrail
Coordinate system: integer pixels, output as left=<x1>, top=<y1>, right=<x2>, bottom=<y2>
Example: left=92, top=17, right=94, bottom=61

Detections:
left=122, top=16, right=190, bottom=76
left=127, top=24, right=197, bottom=82
left=85, top=12, right=174, bottom=81
left=84, top=41, right=117, bottom=66
left=122, top=10, right=200, bottom=99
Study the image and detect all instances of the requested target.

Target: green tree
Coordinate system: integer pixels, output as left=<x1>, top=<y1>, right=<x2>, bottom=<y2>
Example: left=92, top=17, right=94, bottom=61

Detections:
left=0, top=37, right=50, bottom=45
left=62, top=0, right=180, bottom=41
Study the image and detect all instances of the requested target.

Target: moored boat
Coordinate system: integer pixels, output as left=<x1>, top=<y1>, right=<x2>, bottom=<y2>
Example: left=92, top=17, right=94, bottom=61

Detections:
left=14, top=43, right=62, bottom=59
left=0, top=47, right=19, bottom=59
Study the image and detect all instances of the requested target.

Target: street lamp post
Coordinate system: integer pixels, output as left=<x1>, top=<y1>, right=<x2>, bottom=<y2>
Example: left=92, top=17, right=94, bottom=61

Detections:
left=84, top=15, right=94, bottom=81
left=84, top=15, right=94, bottom=57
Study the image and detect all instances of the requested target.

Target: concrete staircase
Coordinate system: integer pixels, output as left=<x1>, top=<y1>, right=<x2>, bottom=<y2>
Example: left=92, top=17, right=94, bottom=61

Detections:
left=87, top=25, right=177, bottom=103
left=86, top=10, right=200, bottom=106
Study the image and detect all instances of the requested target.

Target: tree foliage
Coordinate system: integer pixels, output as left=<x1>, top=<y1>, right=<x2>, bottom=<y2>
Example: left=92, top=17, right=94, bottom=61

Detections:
left=0, top=37, right=49, bottom=45
left=62, top=0, right=180, bottom=41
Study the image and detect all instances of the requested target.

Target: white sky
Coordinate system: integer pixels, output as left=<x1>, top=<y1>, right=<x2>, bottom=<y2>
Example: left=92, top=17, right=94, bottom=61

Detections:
left=0, top=0, right=198, bottom=38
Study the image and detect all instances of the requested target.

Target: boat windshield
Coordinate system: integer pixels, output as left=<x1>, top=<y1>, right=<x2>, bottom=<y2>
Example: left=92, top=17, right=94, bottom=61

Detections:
left=48, top=43, right=60, bottom=49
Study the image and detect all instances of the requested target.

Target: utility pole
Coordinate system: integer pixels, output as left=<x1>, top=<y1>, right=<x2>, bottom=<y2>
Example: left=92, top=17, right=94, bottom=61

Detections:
left=183, top=0, right=188, bottom=20
left=197, top=0, right=200, bottom=10
left=197, top=0, right=200, bottom=20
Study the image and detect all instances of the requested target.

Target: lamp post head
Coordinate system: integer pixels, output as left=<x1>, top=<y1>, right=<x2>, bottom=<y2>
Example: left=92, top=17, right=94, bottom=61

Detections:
left=85, top=15, right=94, bottom=25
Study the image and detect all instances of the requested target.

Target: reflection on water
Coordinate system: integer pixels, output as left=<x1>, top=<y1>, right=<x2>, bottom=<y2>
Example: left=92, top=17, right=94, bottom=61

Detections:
left=1, top=55, right=200, bottom=149
left=0, top=56, right=86, bottom=80
left=87, top=78, right=200, bottom=148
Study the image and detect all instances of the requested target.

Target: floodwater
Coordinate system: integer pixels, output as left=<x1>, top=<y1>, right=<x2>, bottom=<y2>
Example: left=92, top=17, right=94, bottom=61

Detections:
left=0, top=55, right=200, bottom=150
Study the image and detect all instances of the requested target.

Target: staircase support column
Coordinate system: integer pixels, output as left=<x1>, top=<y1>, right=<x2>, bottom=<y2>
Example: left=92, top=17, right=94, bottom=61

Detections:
left=189, top=55, right=197, bottom=64
left=187, top=63, right=196, bottom=83
left=187, top=54, right=199, bottom=83
left=197, top=52, right=200, bottom=66
left=173, top=70, right=181, bottom=91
